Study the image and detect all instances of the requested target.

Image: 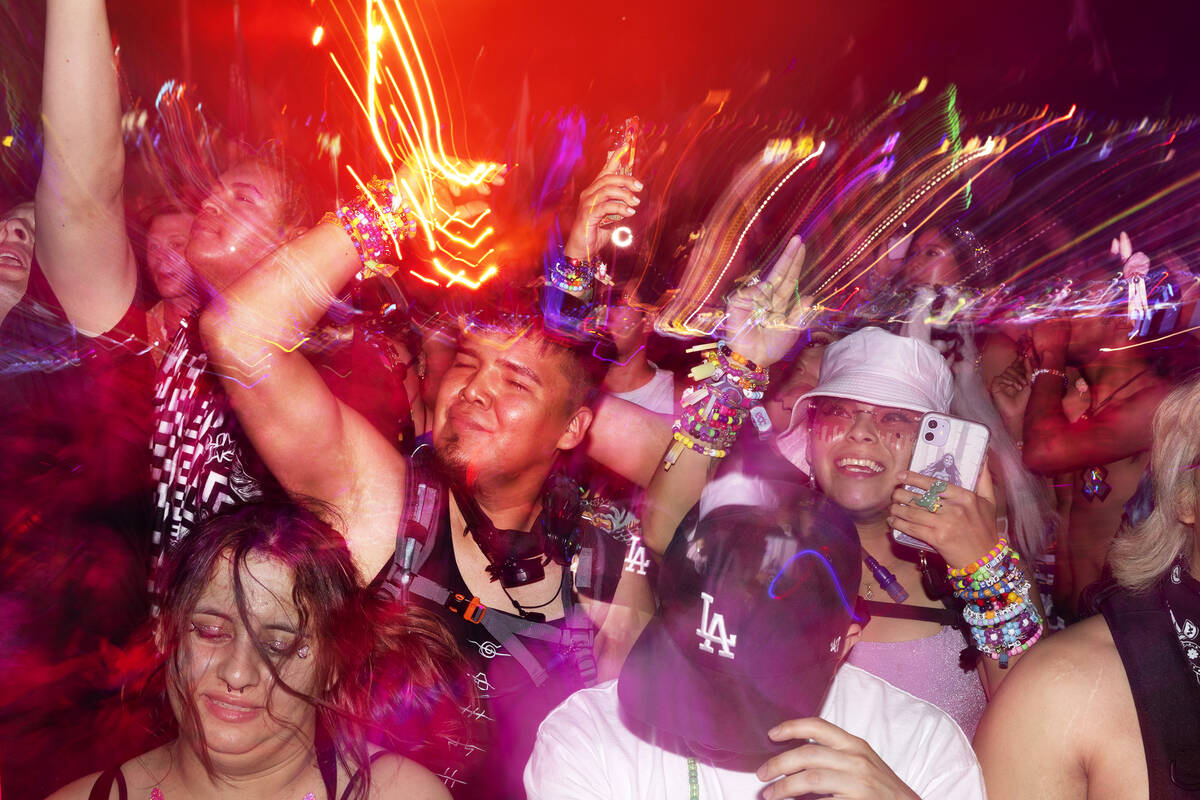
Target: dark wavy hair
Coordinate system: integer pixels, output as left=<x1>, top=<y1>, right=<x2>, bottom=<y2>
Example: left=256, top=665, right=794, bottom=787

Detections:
left=156, top=499, right=473, bottom=799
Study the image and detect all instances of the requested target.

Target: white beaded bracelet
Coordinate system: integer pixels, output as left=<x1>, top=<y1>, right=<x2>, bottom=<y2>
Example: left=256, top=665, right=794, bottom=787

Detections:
left=1030, top=367, right=1067, bottom=389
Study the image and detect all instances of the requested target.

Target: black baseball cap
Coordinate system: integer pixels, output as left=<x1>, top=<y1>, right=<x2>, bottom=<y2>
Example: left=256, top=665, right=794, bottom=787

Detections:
left=618, top=483, right=862, bottom=763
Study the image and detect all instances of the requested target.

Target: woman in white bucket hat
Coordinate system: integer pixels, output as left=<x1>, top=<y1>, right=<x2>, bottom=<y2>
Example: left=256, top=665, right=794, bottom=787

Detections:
left=585, top=239, right=1045, bottom=739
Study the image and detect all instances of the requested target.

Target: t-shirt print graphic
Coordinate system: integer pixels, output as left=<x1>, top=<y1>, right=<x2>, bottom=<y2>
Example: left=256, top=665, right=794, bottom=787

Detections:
left=148, top=322, right=263, bottom=591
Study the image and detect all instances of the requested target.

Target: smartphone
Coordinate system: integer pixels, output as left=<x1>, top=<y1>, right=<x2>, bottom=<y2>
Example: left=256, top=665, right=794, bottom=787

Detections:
left=892, top=412, right=990, bottom=552
left=600, top=116, right=640, bottom=226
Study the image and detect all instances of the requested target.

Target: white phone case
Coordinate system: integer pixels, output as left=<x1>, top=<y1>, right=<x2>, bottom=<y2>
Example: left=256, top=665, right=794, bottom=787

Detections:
left=891, top=412, right=990, bottom=552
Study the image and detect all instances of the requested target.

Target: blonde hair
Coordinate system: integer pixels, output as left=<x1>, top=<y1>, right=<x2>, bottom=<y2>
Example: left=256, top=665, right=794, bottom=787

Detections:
left=1109, top=377, right=1200, bottom=593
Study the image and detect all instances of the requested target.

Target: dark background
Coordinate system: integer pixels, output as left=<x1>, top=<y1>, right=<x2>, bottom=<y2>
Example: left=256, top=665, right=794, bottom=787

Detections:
left=3, top=0, right=1199, bottom=201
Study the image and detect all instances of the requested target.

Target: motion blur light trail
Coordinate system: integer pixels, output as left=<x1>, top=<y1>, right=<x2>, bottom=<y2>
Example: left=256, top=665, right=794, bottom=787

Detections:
left=325, top=0, right=505, bottom=290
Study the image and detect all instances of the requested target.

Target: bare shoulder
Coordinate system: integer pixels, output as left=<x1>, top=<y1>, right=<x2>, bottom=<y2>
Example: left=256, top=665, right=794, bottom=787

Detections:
left=367, top=752, right=451, bottom=800
left=975, top=615, right=1146, bottom=800
left=984, top=615, right=1127, bottom=731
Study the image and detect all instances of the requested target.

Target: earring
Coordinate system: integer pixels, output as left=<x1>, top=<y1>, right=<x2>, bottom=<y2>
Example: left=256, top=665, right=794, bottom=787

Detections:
left=297, top=645, right=311, bottom=659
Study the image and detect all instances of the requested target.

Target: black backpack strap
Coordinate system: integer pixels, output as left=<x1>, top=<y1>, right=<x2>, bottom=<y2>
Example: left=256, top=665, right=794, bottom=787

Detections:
left=377, top=444, right=445, bottom=604
left=863, top=599, right=959, bottom=626
left=383, top=449, right=599, bottom=688
left=87, top=767, right=128, bottom=800
left=1101, top=587, right=1200, bottom=797
left=477, top=609, right=557, bottom=686
left=560, top=604, right=599, bottom=687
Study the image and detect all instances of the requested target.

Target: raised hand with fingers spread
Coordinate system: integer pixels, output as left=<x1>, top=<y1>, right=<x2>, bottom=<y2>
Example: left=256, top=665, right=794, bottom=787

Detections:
left=724, top=235, right=813, bottom=368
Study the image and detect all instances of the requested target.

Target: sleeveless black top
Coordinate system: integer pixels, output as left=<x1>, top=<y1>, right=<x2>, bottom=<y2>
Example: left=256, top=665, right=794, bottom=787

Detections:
left=85, top=730, right=384, bottom=800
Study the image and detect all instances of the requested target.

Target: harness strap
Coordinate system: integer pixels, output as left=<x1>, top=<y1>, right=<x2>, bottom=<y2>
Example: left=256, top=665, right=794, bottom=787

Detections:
left=87, top=767, right=128, bottom=800
left=1101, top=587, right=1200, bottom=798
left=389, top=448, right=602, bottom=688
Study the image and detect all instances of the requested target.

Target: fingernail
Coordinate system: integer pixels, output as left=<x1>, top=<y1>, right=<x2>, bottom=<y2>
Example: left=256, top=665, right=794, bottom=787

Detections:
left=634, top=180, right=644, bottom=190
left=626, top=207, right=636, bottom=215
left=767, top=725, right=781, bottom=739
left=631, top=196, right=642, bottom=205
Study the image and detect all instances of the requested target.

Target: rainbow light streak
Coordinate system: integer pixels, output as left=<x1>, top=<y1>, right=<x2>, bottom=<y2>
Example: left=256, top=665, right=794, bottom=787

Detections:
left=816, top=105, right=1077, bottom=305
left=664, top=142, right=826, bottom=337
left=1005, top=140, right=1194, bottom=284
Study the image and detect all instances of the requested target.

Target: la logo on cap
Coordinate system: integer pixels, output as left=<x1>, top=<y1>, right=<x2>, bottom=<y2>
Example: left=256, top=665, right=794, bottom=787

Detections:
left=697, top=592, right=737, bottom=659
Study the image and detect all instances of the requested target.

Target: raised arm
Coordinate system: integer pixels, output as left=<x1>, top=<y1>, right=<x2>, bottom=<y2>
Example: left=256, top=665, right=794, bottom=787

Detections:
left=36, top=0, right=137, bottom=335
left=584, top=395, right=673, bottom=487
left=1020, top=318, right=1168, bottom=474
left=201, top=220, right=406, bottom=580
left=640, top=237, right=810, bottom=555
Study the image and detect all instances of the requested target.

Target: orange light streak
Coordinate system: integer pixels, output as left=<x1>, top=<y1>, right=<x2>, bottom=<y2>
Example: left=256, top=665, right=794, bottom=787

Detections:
left=434, top=259, right=498, bottom=290
left=325, top=0, right=506, bottom=290
left=409, top=269, right=441, bottom=287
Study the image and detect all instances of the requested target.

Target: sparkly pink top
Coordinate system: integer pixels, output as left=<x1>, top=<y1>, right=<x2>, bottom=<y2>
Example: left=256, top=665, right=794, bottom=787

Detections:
left=846, top=625, right=987, bottom=739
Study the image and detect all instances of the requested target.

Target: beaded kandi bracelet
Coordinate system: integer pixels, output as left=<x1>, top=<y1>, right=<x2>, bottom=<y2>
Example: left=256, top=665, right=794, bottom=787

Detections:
left=332, top=177, right=419, bottom=281
left=950, top=539, right=1044, bottom=667
left=663, top=341, right=770, bottom=471
left=549, top=252, right=610, bottom=295
left=948, top=538, right=1010, bottom=578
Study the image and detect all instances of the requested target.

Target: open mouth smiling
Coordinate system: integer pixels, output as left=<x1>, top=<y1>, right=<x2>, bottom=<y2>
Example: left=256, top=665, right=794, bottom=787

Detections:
left=835, top=456, right=886, bottom=474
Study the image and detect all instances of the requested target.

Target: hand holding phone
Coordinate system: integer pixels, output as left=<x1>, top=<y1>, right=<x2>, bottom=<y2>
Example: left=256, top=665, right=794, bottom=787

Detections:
left=600, top=116, right=640, bottom=225
left=890, top=413, right=993, bottom=561
left=563, top=116, right=643, bottom=262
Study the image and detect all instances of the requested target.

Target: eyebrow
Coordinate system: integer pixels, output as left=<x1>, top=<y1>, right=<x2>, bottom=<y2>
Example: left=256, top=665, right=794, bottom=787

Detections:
left=193, top=607, right=296, bottom=634
left=194, top=607, right=233, bottom=622
left=497, top=357, right=543, bottom=387
left=231, top=182, right=265, bottom=200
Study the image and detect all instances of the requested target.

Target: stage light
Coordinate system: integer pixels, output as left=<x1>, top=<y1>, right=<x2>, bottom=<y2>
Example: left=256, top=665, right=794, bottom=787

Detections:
left=612, top=226, right=634, bottom=248
left=312, top=26, right=324, bottom=46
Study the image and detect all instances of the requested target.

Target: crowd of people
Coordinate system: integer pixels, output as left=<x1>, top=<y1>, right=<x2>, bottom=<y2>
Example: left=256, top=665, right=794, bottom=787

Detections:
left=2, top=1, right=1200, bottom=799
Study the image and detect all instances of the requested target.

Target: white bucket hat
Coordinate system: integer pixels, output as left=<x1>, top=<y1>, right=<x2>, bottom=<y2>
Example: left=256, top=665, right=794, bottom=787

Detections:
left=776, top=327, right=953, bottom=473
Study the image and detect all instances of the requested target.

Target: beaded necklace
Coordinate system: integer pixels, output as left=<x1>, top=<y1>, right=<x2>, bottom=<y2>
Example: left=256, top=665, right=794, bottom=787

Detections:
left=687, top=757, right=700, bottom=798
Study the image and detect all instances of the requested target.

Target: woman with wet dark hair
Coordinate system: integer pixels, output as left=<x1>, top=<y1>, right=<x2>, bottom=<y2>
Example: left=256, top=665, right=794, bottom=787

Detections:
left=46, top=501, right=454, bottom=800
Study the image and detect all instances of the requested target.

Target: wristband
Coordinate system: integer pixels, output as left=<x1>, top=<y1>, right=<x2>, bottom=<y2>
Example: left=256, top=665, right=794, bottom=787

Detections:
left=1030, top=367, right=1067, bottom=389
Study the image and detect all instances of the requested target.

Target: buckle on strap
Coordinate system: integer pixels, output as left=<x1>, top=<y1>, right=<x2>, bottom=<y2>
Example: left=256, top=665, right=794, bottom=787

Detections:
left=446, top=592, right=487, bottom=624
